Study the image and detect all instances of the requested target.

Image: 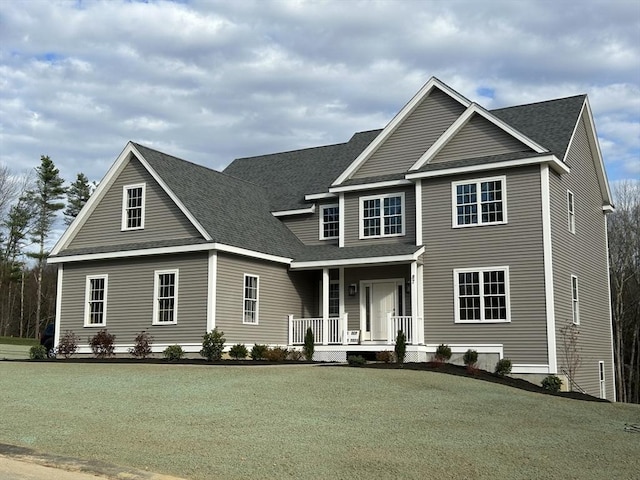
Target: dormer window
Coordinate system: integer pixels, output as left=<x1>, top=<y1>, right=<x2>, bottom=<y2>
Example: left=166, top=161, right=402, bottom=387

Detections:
left=122, top=183, right=145, bottom=230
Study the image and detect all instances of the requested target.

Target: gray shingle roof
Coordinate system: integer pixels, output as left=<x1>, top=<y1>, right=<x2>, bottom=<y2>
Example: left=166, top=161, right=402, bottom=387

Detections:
left=293, top=243, right=422, bottom=263
left=56, top=238, right=210, bottom=257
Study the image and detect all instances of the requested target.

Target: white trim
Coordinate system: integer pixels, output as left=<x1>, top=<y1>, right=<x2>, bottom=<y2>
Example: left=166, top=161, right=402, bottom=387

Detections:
left=329, top=179, right=412, bottom=193
left=602, top=205, right=615, bottom=213
left=332, top=77, right=471, bottom=185
left=83, top=274, right=108, bottom=327
left=410, top=262, right=418, bottom=325
left=291, top=247, right=425, bottom=270
left=511, top=364, right=552, bottom=374
left=54, top=265, right=63, bottom=349
left=451, top=175, right=507, bottom=228
left=152, top=269, right=179, bottom=325
left=604, top=215, right=617, bottom=401
left=599, top=360, right=606, bottom=399
left=540, top=165, right=557, bottom=373
left=207, top=251, right=217, bottom=332
left=415, top=180, right=423, bottom=246
left=338, top=267, right=345, bottom=318
left=406, top=154, right=569, bottom=180
left=410, top=103, right=547, bottom=171
left=338, top=193, right=345, bottom=248
left=305, top=192, right=337, bottom=201
left=319, top=204, right=340, bottom=240
left=453, top=266, right=511, bottom=323
left=571, top=275, right=580, bottom=325
left=121, top=183, right=146, bottom=231
left=271, top=205, right=315, bottom=217
left=567, top=190, right=575, bottom=234
left=242, top=273, right=259, bottom=325
left=359, top=192, right=406, bottom=239
left=424, top=344, right=504, bottom=356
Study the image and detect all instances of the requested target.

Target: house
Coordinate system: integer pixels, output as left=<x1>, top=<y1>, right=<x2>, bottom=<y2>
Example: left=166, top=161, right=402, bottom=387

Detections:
left=49, top=77, right=615, bottom=400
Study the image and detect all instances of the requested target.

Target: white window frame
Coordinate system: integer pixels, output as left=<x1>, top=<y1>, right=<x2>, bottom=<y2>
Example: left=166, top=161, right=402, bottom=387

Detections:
left=451, top=175, right=507, bottom=228
left=121, top=183, right=146, bottom=231
left=359, top=192, right=405, bottom=239
left=153, top=269, right=178, bottom=325
left=243, top=274, right=259, bottom=325
left=319, top=204, right=339, bottom=240
left=598, top=361, right=606, bottom=399
left=84, top=274, right=108, bottom=327
left=453, top=266, right=511, bottom=323
left=571, top=275, right=579, bottom=325
left=567, top=190, right=575, bottom=234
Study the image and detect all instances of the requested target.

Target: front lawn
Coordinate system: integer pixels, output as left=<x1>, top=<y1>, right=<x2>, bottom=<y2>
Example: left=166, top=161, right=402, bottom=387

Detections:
left=0, top=363, right=638, bottom=479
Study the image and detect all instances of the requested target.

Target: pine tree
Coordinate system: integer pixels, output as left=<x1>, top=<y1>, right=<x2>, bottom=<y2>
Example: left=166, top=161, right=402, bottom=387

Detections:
left=26, top=156, right=65, bottom=339
left=64, top=172, right=93, bottom=225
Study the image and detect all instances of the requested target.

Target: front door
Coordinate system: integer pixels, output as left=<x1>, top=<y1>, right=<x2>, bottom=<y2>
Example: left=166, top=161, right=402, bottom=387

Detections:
left=361, top=280, right=402, bottom=341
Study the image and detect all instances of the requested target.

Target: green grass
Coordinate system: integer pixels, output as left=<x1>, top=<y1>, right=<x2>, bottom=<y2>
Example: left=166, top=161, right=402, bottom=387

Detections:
left=0, top=336, right=38, bottom=346
left=0, top=363, right=638, bottom=479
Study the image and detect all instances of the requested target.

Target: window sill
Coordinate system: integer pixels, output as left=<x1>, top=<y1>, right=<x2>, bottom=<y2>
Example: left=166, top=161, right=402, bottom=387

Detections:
left=359, top=233, right=405, bottom=240
left=452, top=222, right=507, bottom=229
left=454, top=319, right=510, bottom=324
left=152, top=321, right=178, bottom=326
left=83, top=323, right=106, bottom=328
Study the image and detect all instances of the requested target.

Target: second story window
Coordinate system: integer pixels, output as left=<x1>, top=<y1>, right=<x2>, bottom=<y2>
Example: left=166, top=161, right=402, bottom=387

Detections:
left=452, top=176, right=506, bottom=227
left=122, top=183, right=146, bottom=230
left=360, top=192, right=405, bottom=238
left=320, top=204, right=339, bottom=240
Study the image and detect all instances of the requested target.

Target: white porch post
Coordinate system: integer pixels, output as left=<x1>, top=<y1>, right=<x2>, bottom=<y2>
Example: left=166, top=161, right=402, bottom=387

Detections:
left=410, top=261, right=418, bottom=345
left=387, top=312, right=393, bottom=345
left=288, top=314, right=294, bottom=346
left=417, top=263, right=424, bottom=344
left=339, top=267, right=345, bottom=344
left=322, top=267, right=329, bottom=345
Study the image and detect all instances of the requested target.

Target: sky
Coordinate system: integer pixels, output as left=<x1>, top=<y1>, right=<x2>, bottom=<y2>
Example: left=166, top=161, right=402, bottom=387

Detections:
left=1, top=0, right=639, bottom=195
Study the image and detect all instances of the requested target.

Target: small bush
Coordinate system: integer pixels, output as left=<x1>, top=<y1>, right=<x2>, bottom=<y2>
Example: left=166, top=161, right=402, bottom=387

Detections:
left=57, top=330, right=79, bottom=358
left=89, top=329, right=115, bottom=358
left=395, top=330, right=407, bottom=365
left=288, top=349, right=304, bottom=361
left=347, top=355, right=366, bottom=367
left=303, top=327, right=315, bottom=361
left=129, top=331, right=153, bottom=359
left=229, top=343, right=248, bottom=360
left=163, top=345, right=184, bottom=362
left=376, top=350, right=394, bottom=363
left=250, top=344, right=268, bottom=360
left=541, top=375, right=563, bottom=392
left=434, top=344, right=452, bottom=364
left=264, top=346, right=289, bottom=362
left=29, top=345, right=47, bottom=360
left=200, top=328, right=226, bottom=361
left=495, top=358, right=512, bottom=376
left=463, top=349, right=478, bottom=366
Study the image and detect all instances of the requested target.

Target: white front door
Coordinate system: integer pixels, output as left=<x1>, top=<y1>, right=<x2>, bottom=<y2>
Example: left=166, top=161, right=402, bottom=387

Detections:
left=361, top=280, right=402, bottom=341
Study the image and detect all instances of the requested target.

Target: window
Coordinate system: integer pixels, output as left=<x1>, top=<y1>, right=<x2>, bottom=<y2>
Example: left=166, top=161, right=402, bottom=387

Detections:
left=360, top=192, right=405, bottom=238
left=571, top=275, right=579, bottom=325
left=567, top=190, right=575, bottom=233
left=454, top=267, right=510, bottom=323
left=122, top=183, right=145, bottom=230
left=599, top=361, right=606, bottom=399
left=452, top=176, right=506, bottom=227
left=243, top=274, right=259, bottom=324
left=84, top=275, right=108, bottom=326
left=329, top=281, right=340, bottom=317
left=320, top=204, right=339, bottom=240
left=153, top=270, right=178, bottom=324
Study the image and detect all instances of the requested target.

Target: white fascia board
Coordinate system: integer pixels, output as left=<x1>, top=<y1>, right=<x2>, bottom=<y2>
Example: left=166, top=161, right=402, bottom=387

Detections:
left=329, top=179, right=413, bottom=193
left=213, top=243, right=292, bottom=264
left=271, top=205, right=316, bottom=217
left=291, top=246, right=424, bottom=270
left=332, top=77, right=471, bottom=186
left=602, top=205, right=615, bottom=213
left=405, top=154, right=568, bottom=181
left=305, top=192, right=337, bottom=201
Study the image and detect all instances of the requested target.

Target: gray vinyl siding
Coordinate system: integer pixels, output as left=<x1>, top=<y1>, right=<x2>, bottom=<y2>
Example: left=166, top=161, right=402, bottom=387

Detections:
left=215, top=253, right=315, bottom=345
left=352, top=89, right=465, bottom=178
left=422, top=166, right=548, bottom=364
left=343, top=186, right=415, bottom=247
left=281, top=202, right=338, bottom=246
left=550, top=113, right=613, bottom=399
left=59, top=252, right=209, bottom=346
left=68, top=156, right=202, bottom=250
left=431, top=114, right=533, bottom=164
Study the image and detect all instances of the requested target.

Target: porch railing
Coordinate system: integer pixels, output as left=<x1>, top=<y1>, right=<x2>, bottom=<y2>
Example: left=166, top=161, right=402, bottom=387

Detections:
left=288, top=314, right=348, bottom=345
left=387, top=314, right=424, bottom=345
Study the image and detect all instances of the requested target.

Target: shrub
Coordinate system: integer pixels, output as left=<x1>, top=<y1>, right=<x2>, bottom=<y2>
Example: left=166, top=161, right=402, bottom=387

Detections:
left=250, top=344, right=268, bottom=360
left=541, top=375, right=563, bottom=392
left=434, top=344, right=452, bottom=364
left=57, top=330, right=79, bottom=358
left=288, top=349, right=304, bottom=361
left=200, top=328, right=226, bottom=361
left=29, top=345, right=47, bottom=360
left=347, top=355, right=366, bottom=367
left=376, top=350, right=394, bottom=363
left=463, top=349, right=478, bottom=367
left=89, top=329, right=115, bottom=358
left=229, top=343, right=248, bottom=360
left=129, top=331, right=153, bottom=359
left=163, top=345, right=184, bottom=362
left=495, top=358, right=512, bottom=376
left=264, top=346, right=289, bottom=362
left=303, top=327, right=315, bottom=361
left=395, top=330, right=407, bottom=365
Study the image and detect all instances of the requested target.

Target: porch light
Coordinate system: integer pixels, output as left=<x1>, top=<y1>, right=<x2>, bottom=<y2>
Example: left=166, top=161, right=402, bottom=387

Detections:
left=348, top=284, right=357, bottom=296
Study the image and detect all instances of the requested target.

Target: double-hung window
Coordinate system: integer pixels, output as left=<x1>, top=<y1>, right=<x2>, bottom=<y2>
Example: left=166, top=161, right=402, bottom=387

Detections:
left=452, top=176, right=506, bottom=227
left=122, top=183, right=145, bottom=230
left=360, top=192, right=405, bottom=238
left=153, top=270, right=178, bottom=325
left=454, top=267, right=510, bottom=323
left=243, top=274, right=259, bottom=324
left=571, top=275, right=579, bottom=325
left=320, top=204, right=339, bottom=240
left=84, top=275, right=108, bottom=326
left=567, top=190, right=575, bottom=234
